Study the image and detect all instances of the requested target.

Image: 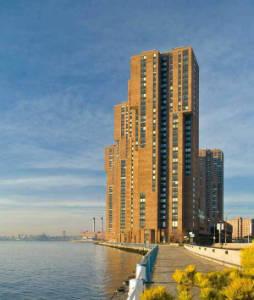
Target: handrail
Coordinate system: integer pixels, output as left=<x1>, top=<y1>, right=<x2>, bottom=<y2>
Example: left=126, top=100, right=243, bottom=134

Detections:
left=127, top=245, right=158, bottom=300
left=105, top=242, right=156, bottom=249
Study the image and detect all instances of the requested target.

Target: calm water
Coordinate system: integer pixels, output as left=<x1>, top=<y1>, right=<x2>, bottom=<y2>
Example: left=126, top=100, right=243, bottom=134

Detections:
left=0, top=241, right=141, bottom=300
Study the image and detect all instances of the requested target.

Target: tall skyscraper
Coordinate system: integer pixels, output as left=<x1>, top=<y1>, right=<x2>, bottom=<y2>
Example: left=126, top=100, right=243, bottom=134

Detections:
left=199, top=149, right=224, bottom=230
left=105, top=47, right=199, bottom=243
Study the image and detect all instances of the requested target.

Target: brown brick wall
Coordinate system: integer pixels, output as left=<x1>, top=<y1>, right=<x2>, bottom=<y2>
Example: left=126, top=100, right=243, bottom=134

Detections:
left=105, top=47, right=200, bottom=243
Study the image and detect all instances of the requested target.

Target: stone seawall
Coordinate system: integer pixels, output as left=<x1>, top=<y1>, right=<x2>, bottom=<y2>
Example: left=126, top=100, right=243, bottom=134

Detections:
left=96, top=241, right=150, bottom=255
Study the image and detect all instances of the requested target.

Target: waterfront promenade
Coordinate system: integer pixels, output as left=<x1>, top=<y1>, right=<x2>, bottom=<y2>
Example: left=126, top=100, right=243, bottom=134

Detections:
left=150, top=245, right=224, bottom=298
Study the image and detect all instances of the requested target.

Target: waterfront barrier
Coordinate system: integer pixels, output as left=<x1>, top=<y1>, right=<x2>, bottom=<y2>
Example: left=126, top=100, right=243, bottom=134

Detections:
left=96, top=241, right=153, bottom=254
left=213, top=242, right=252, bottom=249
left=185, top=244, right=241, bottom=267
left=127, top=245, right=158, bottom=300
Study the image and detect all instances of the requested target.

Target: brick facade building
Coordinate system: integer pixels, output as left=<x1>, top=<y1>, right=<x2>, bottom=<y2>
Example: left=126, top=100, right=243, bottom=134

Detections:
left=105, top=47, right=200, bottom=243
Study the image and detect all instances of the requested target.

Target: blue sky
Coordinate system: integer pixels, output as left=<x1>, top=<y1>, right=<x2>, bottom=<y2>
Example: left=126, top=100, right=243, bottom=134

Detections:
left=0, top=0, right=253, bottom=235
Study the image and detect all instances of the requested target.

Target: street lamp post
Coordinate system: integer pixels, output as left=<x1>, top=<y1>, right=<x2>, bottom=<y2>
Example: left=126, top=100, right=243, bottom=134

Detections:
left=225, top=222, right=227, bottom=244
left=217, top=222, right=224, bottom=245
left=224, top=215, right=228, bottom=244
left=218, top=224, right=221, bottom=244
left=208, top=217, right=216, bottom=244
left=213, top=224, right=216, bottom=244
left=213, top=211, right=220, bottom=244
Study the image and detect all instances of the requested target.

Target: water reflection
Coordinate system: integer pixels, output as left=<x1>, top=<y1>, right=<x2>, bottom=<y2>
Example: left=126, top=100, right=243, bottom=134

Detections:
left=102, top=246, right=141, bottom=297
left=0, top=241, right=141, bottom=300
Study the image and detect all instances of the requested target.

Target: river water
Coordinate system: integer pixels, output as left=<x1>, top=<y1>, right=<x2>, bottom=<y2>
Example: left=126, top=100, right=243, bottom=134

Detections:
left=0, top=241, right=141, bottom=299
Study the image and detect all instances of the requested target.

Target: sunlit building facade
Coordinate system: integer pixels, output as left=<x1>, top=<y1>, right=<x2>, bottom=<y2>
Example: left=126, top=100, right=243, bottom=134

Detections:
left=228, top=217, right=254, bottom=240
left=105, top=47, right=199, bottom=243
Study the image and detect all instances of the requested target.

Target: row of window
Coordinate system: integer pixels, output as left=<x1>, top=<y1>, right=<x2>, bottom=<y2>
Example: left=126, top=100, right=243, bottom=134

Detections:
left=159, top=55, right=168, bottom=229
left=140, top=57, right=146, bottom=147
left=135, top=109, right=139, bottom=145
left=171, top=114, right=178, bottom=228
left=129, top=111, right=133, bottom=136
left=184, top=115, right=192, bottom=175
left=139, top=193, right=146, bottom=228
left=120, top=160, right=126, bottom=230
left=121, top=106, right=125, bottom=137
left=178, top=50, right=189, bottom=110
left=125, top=107, right=129, bottom=139
left=130, top=145, right=134, bottom=226
left=152, top=55, right=157, bottom=191
left=168, top=55, right=173, bottom=112
left=108, top=186, right=113, bottom=231
left=192, top=60, right=199, bottom=114
left=178, top=53, right=182, bottom=111
left=108, top=149, right=113, bottom=169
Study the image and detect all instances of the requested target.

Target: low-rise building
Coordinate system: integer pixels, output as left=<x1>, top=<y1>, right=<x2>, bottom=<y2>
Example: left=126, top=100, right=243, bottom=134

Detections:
left=81, top=231, right=105, bottom=241
left=227, top=217, right=254, bottom=241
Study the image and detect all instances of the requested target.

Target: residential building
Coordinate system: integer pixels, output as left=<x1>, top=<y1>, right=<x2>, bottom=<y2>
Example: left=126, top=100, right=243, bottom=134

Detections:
left=228, top=217, right=254, bottom=240
left=105, top=47, right=199, bottom=243
left=199, top=149, right=224, bottom=232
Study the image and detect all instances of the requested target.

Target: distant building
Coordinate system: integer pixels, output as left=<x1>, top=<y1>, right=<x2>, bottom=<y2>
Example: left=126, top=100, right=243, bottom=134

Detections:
left=81, top=231, right=105, bottom=241
left=199, top=149, right=224, bottom=230
left=227, top=217, right=254, bottom=240
left=105, top=46, right=199, bottom=243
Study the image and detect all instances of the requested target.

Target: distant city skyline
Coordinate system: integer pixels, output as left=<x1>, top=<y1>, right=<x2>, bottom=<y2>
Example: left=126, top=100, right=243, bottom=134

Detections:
left=0, top=1, right=253, bottom=235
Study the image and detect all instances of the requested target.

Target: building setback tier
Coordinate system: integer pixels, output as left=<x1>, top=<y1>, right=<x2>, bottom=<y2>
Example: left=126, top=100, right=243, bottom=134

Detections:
left=105, top=47, right=199, bottom=243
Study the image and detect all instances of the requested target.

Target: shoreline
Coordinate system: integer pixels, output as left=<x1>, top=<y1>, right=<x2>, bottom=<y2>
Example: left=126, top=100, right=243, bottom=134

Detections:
left=97, top=242, right=153, bottom=299
left=96, top=241, right=150, bottom=256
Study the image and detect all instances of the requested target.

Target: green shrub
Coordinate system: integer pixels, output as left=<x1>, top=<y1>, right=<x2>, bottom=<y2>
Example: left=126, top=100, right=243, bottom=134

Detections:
left=241, top=244, right=254, bottom=271
left=199, top=287, right=219, bottom=300
left=173, top=265, right=196, bottom=286
left=141, top=286, right=174, bottom=300
left=173, top=265, right=196, bottom=300
left=206, top=271, right=231, bottom=290
left=142, top=246, right=254, bottom=300
left=172, top=260, right=254, bottom=300
left=177, top=287, right=193, bottom=300
left=222, top=277, right=254, bottom=299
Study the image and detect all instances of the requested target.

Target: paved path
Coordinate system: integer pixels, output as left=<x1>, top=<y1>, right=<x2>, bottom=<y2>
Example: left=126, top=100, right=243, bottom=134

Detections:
left=150, top=245, right=224, bottom=298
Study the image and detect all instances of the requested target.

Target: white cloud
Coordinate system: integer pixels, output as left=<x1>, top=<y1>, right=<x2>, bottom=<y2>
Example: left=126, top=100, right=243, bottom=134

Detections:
left=0, top=91, right=115, bottom=174
left=0, top=196, right=105, bottom=208
left=0, top=0, right=253, bottom=233
left=0, top=174, right=105, bottom=189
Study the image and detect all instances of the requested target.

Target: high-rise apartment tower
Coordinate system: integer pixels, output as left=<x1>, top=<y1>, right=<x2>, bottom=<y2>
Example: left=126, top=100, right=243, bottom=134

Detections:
left=199, top=149, right=224, bottom=230
left=105, top=47, right=199, bottom=243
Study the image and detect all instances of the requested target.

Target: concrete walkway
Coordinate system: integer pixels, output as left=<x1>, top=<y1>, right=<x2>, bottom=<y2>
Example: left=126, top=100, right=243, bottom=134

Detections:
left=150, top=245, right=224, bottom=298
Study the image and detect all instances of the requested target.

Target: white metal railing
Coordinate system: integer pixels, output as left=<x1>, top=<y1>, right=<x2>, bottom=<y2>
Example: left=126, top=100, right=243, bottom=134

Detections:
left=127, top=245, right=158, bottom=300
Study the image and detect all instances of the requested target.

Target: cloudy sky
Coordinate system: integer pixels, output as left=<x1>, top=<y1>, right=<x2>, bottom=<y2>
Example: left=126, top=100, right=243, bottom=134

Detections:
left=0, top=0, right=253, bottom=235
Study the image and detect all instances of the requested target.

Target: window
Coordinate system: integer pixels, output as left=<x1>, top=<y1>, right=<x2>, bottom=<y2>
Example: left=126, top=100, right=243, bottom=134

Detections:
left=120, top=160, right=126, bottom=230
left=184, top=115, right=192, bottom=175
left=140, top=58, right=146, bottom=147
left=139, top=193, right=146, bottom=228
left=172, top=221, right=178, bottom=228
left=108, top=186, right=113, bottom=231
